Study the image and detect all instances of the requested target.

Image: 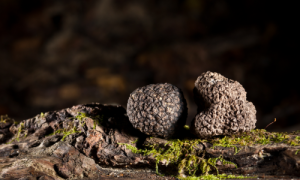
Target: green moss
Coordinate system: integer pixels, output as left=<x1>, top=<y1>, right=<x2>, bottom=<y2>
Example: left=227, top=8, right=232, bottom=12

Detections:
left=93, top=115, right=104, bottom=129
left=211, top=136, right=240, bottom=154
left=45, top=113, right=84, bottom=140
left=46, top=112, right=103, bottom=141
left=119, top=139, right=248, bottom=179
left=210, top=129, right=300, bottom=155
left=131, top=139, right=138, bottom=144
left=6, top=122, right=25, bottom=144
left=75, top=112, right=87, bottom=121
left=75, top=112, right=87, bottom=126
left=288, top=136, right=300, bottom=154
left=49, top=125, right=81, bottom=141
left=184, top=125, right=190, bottom=130
left=0, top=114, right=14, bottom=124
left=178, top=174, right=256, bottom=180
left=61, top=126, right=81, bottom=141
left=16, top=122, right=24, bottom=142
left=0, top=115, right=7, bottom=123
left=119, top=143, right=143, bottom=154
left=74, top=112, right=104, bottom=129
left=119, top=129, right=300, bottom=179
left=72, top=112, right=105, bottom=130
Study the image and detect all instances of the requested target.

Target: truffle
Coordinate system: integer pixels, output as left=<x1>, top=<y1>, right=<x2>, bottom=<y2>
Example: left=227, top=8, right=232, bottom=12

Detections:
left=191, top=71, right=256, bottom=138
left=127, top=83, right=187, bottom=138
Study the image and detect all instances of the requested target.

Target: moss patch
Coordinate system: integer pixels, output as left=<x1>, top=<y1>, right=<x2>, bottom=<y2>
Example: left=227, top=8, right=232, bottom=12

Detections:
left=119, top=128, right=300, bottom=179
left=210, top=129, right=300, bottom=155
left=16, top=122, right=25, bottom=141
left=119, top=138, right=252, bottom=179
left=0, top=114, right=14, bottom=124
left=49, top=126, right=81, bottom=141
left=40, top=112, right=45, bottom=118
left=7, top=122, right=27, bottom=144
left=93, top=115, right=104, bottom=129
left=75, top=112, right=87, bottom=127
left=74, top=112, right=104, bottom=129
left=47, top=112, right=104, bottom=141
left=179, top=174, right=256, bottom=180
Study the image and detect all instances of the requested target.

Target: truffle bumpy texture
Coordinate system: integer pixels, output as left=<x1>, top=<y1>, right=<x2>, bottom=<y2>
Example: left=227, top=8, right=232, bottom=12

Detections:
left=127, top=83, right=187, bottom=138
left=191, top=71, right=257, bottom=138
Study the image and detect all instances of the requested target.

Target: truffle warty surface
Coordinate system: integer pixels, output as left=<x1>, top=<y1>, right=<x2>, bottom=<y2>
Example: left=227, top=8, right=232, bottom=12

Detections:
left=127, top=83, right=187, bottom=138
left=191, top=71, right=257, bottom=138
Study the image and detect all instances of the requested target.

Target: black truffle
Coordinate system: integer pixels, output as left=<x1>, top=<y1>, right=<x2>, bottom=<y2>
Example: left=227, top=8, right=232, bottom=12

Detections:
left=127, top=83, right=187, bottom=138
left=191, top=71, right=256, bottom=138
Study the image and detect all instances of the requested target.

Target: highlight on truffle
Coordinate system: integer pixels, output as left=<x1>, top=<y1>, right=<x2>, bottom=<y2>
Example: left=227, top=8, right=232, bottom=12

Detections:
left=191, top=71, right=257, bottom=138
left=127, top=83, right=187, bottom=138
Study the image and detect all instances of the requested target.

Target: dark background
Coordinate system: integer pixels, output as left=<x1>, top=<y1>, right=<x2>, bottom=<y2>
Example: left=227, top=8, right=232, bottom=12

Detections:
left=0, top=0, right=299, bottom=132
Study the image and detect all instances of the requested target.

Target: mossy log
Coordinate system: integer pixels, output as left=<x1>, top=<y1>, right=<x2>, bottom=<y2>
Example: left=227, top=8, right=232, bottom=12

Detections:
left=0, top=103, right=300, bottom=179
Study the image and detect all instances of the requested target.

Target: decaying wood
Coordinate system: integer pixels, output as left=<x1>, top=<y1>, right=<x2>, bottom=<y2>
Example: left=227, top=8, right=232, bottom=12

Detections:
left=1, top=103, right=300, bottom=179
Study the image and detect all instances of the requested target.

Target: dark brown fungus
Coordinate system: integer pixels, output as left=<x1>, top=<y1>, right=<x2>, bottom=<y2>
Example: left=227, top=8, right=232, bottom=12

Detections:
left=127, top=83, right=187, bottom=138
left=191, top=71, right=257, bottom=138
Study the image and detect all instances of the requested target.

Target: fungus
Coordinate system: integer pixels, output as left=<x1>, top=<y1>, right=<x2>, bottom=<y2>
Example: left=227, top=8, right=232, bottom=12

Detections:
left=127, top=83, right=187, bottom=138
left=191, top=71, right=257, bottom=138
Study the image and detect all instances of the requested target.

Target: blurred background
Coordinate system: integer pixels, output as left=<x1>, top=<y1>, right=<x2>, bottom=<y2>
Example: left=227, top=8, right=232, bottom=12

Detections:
left=0, top=0, right=299, bottom=132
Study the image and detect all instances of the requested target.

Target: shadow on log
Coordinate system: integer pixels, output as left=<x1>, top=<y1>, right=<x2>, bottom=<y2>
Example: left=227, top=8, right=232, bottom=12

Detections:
left=1, top=103, right=300, bottom=179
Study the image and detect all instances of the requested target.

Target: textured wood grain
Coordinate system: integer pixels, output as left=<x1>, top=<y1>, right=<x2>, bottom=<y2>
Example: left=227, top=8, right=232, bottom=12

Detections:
left=0, top=103, right=300, bottom=179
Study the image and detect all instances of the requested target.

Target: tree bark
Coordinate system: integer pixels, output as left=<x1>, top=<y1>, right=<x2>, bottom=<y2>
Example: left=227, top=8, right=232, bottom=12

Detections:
left=0, top=103, right=300, bottom=179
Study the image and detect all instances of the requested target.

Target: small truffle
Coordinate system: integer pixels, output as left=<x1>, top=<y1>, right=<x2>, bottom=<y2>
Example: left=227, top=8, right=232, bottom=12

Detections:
left=191, top=71, right=256, bottom=138
left=127, top=83, right=187, bottom=138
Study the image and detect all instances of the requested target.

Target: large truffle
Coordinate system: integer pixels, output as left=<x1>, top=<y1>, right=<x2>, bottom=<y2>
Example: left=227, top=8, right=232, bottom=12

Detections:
left=191, top=71, right=256, bottom=138
left=127, top=83, right=187, bottom=138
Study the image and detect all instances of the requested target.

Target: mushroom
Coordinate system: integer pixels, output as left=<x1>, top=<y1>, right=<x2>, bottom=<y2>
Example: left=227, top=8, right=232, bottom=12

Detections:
left=127, top=83, right=187, bottom=138
left=191, top=71, right=256, bottom=138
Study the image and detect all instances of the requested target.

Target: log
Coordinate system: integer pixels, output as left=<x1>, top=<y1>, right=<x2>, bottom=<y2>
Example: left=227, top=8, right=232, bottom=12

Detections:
left=0, top=103, right=300, bottom=179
